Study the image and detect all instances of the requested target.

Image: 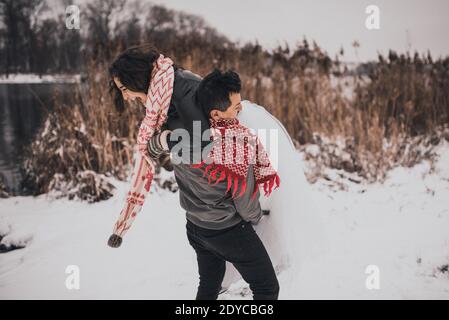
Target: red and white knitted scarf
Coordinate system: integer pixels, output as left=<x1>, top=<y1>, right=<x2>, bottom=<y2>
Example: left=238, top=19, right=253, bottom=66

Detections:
left=137, top=55, right=175, bottom=170
left=113, top=54, right=174, bottom=237
left=193, top=118, right=280, bottom=199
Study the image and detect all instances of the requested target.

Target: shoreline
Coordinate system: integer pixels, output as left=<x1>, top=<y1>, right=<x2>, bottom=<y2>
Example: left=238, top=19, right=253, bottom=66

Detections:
left=0, top=73, right=81, bottom=84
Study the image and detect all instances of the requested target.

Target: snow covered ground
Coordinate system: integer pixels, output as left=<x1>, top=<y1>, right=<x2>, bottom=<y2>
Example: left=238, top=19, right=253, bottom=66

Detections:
left=0, top=74, right=80, bottom=84
left=1, top=141, right=449, bottom=299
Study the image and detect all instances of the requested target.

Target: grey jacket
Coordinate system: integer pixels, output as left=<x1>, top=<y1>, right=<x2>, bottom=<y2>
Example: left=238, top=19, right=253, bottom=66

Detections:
left=165, top=68, right=262, bottom=230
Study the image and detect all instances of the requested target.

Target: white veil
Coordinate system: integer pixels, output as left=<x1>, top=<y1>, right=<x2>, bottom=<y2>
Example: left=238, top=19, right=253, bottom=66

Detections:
left=221, top=100, right=329, bottom=294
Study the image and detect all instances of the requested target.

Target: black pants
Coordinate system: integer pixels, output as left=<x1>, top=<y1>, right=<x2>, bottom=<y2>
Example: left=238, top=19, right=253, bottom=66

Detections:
left=186, top=219, right=280, bottom=300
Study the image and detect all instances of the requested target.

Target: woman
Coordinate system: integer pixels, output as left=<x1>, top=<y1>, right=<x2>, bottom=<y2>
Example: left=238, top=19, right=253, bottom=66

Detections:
left=107, top=45, right=211, bottom=246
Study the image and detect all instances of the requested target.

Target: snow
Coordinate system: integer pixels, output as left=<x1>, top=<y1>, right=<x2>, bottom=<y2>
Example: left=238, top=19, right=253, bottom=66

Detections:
left=0, top=74, right=80, bottom=84
left=1, top=104, right=449, bottom=299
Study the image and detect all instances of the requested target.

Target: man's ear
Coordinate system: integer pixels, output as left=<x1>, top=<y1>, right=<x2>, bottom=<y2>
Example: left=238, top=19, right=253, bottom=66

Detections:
left=210, top=110, right=221, bottom=121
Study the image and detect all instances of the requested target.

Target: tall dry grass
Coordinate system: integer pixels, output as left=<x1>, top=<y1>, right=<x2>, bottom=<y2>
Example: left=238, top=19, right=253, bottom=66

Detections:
left=21, top=58, right=142, bottom=200
left=22, top=42, right=449, bottom=198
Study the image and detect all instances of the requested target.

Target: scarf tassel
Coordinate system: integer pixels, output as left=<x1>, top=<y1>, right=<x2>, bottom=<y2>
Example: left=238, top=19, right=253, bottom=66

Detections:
left=196, top=163, right=248, bottom=199
left=193, top=162, right=279, bottom=200
left=208, top=167, right=219, bottom=184
left=192, top=162, right=204, bottom=169
left=226, top=173, right=233, bottom=193
left=212, top=170, right=226, bottom=185
left=258, top=173, right=281, bottom=197
left=219, top=168, right=248, bottom=199
left=231, top=176, right=239, bottom=198
left=237, top=178, right=247, bottom=198
left=203, top=163, right=214, bottom=177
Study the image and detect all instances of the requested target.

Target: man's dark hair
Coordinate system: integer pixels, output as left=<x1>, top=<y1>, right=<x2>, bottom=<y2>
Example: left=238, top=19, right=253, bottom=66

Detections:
left=108, top=44, right=160, bottom=112
left=196, top=69, right=241, bottom=116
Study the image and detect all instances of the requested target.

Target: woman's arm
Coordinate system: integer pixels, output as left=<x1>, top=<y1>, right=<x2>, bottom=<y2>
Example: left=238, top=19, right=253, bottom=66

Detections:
left=108, top=57, right=175, bottom=247
left=108, top=130, right=171, bottom=247
left=112, top=153, right=154, bottom=239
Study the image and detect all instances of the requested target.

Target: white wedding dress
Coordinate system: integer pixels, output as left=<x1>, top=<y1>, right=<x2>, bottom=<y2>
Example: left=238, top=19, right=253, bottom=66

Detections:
left=221, top=100, right=329, bottom=295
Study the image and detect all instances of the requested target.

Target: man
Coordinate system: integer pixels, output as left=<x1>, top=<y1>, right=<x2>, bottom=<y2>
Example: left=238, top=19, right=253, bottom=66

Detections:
left=108, top=48, right=279, bottom=299
left=154, top=70, right=280, bottom=300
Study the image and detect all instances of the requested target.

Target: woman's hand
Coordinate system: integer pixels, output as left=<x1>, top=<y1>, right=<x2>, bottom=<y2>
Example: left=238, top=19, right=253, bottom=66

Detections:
left=107, top=234, right=123, bottom=248
left=147, top=130, right=171, bottom=159
left=147, top=130, right=173, bottom=171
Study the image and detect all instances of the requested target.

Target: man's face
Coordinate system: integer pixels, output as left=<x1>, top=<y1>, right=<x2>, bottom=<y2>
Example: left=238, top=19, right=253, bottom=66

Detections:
left=210, top=93, right=243, bottom=120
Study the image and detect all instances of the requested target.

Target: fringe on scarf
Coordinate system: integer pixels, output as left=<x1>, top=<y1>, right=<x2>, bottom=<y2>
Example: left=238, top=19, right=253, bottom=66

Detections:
left=192, top=161, right=280, bottom=200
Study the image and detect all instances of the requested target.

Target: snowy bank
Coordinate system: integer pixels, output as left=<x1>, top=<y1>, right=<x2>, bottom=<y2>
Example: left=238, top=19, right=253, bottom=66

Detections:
left=0, top=74, right=81, bottom=84
left=0, top=140, right=448, bottom=299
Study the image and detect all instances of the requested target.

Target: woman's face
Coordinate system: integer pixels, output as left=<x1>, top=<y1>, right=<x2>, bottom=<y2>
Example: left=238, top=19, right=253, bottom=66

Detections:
left=113, top=77, right=147, bottom=104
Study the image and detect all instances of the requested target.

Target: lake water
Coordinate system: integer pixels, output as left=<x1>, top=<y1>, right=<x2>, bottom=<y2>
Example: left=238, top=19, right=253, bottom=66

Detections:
left=0, top=84, right=75, bottom=194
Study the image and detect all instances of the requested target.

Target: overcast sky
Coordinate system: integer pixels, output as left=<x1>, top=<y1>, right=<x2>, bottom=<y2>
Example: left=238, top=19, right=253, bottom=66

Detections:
left=152, top=0, right=449, bottom=62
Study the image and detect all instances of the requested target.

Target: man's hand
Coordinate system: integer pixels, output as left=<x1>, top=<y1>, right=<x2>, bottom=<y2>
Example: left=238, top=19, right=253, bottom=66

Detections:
left=108, top=234, right=123, bottom=248
left=251, top=210, right=270, bottom=226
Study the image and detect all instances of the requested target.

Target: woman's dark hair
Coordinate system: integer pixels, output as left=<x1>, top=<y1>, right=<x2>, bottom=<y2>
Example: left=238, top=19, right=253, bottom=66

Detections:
left=108, top=44, right=160, bottom=112
left=196, top=69, right=241, bottom=116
